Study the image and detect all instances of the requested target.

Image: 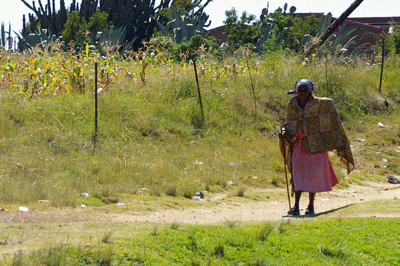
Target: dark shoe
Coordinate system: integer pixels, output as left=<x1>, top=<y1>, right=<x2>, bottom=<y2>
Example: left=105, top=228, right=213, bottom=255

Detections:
left=287, top=206, right=300, bottom=216
left=388, top=176, right=400, bottom=184
left=305, top=205, right=315, bottom=215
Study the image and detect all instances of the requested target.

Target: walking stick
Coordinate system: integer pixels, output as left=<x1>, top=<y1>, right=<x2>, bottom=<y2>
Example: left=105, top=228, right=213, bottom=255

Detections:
left=280, top=127, right=292, bottom=210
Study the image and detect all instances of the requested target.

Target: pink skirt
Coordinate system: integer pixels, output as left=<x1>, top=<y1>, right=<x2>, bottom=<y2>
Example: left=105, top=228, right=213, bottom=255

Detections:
left=292, top=129, right=338, bottom=193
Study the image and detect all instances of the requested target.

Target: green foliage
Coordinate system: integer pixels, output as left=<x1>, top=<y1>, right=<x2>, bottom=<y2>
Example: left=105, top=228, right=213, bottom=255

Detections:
left=2, top=217, right=400, bottom=265
left=301, top=15, right=368, bottom=65
left=61, top=11, right=89, bottom=45
left=16, top=28, right=59, bottom=51
left=170, top=34, right=218, bottom=60
left=257, top=10, right=293, bottom=52
left=89, top=26, right=137, bottom=56
left=156, top=6, right=211, bottom=44
left=60, top=10, right=130, bottom=53
left=223, top=3, right=320, bottom=53
left=223, top=8, right=257, bottom=49
left=257, top=8, right=320, bottom=52
left=96, top=0, right=168, bottom=50
left=274, top=2, right=297, bottom=15
left=87, top=11, right=110, bottom=33
left=292, top=15, right=321, bottom=42
left=0, top=43, right=400, bottom=206
left=21, top=0, right=175, bottom=51
left=159, top=0, right=213, bottom=22
left=387, top=21, right=400, bottom=55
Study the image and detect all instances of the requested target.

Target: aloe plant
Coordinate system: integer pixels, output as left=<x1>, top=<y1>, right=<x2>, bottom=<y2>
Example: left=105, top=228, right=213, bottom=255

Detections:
left=300, top=15, right=368, bottom=65
left=316, top=15, right=366, bottom=58
left=156, top=7, right=211, bottom=44
left=88, top=26, right=137, bottom=55
left=15, top=28, right=59, bottom=51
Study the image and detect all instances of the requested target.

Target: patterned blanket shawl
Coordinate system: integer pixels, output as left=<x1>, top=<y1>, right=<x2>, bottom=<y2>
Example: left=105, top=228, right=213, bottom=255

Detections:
left=279, top=96, right=354, bottom=174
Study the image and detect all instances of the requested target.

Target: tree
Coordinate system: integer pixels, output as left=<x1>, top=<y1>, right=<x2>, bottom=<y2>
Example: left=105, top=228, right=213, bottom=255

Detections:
left=223, top=8, right=257, bottom=49
left=171, top=33, right=218, bottom=60
left=387, top=21, right=400, bottom=55
left=61, top=11, right=88, bottom=44
left=265, top=12, right=321, bottom=51
left=87, top=10, right=109, bottom=33
left=61, top=10, right=110, bottom=45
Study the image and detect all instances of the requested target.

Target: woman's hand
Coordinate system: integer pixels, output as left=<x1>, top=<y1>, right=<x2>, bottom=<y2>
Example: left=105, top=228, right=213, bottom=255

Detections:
left=279, top=127, right=286, bottom=139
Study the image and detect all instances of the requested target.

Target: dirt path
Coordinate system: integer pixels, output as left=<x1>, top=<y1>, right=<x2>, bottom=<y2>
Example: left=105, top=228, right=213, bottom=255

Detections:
left=109, top=181, right=400, bottom=224
left=1, top=182, right=399, bottom=225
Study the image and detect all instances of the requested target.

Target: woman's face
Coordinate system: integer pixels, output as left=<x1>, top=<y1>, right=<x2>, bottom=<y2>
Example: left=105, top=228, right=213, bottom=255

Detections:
left=296, top=85, right=311, bottom=102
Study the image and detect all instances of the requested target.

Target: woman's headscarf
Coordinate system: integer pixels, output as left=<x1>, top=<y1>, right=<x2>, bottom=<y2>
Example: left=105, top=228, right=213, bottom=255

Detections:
left=287, top=79, right=316, bottom=95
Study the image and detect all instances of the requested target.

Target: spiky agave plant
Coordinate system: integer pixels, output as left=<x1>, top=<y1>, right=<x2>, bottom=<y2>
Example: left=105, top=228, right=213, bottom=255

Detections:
left=15, top=28, right=59, bottom=52
left=303, top=15, right=368, bottom=64
left=156, top=6, right=211, bottom=44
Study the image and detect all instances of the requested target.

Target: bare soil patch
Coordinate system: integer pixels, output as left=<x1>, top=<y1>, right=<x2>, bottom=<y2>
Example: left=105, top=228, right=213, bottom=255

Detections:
left=1, top=182, right=399, bottom=225
left=109, top=181, right=400, bottom=224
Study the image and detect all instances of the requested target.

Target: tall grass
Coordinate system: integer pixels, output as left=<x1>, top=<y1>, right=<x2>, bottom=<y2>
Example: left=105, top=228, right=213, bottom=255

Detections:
left=0, top=44, right=399, bottom=207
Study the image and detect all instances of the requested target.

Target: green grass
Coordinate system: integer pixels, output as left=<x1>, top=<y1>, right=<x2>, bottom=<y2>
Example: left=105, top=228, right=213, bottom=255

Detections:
left=1, top=48, right=400, bottom=207
left=1, top=213, right=400, bottom=265
left=1, top=46, right=400, bottom=264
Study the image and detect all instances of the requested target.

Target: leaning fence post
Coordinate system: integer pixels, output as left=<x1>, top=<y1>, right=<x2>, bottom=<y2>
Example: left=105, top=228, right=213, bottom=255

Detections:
left=246, top=56, right=257, bottom=120
left=379, top=37, right=385, bottom=93
left=193, top=59, right=205, bottom=125
left=93, top=62, right=98, bottom=146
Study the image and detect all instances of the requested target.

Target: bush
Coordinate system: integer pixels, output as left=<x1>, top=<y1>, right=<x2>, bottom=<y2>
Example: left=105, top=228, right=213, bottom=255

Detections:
left=170, top=34, right=218, bottom=61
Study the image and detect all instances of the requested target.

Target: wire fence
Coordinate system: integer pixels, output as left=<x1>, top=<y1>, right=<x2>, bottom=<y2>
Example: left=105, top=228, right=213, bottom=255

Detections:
left=0, top=61, right=272, bottom=149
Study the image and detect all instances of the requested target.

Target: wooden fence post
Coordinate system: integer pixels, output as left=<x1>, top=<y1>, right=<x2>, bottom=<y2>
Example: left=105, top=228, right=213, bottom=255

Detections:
left=193, top=59, right=205, bottom=125
left=379, top=37, right=385, bottom=93
left=93, top=62, right=98, bottom=146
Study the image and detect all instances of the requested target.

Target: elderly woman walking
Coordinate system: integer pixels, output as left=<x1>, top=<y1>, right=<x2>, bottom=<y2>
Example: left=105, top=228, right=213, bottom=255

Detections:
left=279, top=79, right=354, bottom=216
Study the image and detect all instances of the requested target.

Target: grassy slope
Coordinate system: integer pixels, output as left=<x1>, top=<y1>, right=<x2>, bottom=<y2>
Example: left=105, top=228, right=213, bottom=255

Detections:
left=1, top=50, right=399, bottom=208
left=1, top=48, right=400, bottom=264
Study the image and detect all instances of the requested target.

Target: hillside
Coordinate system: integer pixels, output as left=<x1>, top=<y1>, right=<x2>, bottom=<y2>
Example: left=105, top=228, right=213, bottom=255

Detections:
left=0, top=48, right=399, bottom=208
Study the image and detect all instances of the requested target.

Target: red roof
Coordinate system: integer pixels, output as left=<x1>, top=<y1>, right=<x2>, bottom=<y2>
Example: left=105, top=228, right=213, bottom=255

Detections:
left=346, top=17, right=400, bottom=27
left=208, top=25, right=227, bottom=45
left=293, top=12, right=325, bottom=19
